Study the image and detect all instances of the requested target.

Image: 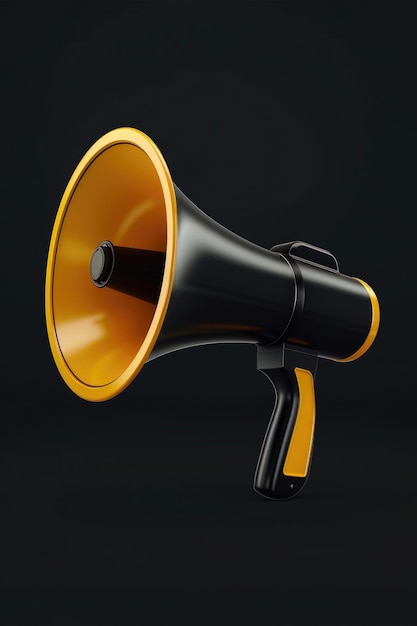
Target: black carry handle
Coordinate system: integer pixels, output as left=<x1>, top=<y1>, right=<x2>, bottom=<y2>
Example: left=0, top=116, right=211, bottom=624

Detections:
left=254, top=344, right=318, bottom=500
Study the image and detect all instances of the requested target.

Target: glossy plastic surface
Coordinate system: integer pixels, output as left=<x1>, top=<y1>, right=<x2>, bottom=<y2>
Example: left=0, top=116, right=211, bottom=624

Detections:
left=150, top=186, right=297, bottom=359
left=254, top=344, right=318, bottom=499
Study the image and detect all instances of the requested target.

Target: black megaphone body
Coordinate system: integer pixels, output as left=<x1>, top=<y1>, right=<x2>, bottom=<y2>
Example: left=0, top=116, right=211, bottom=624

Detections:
left=45, top=127, right=380, bottom=499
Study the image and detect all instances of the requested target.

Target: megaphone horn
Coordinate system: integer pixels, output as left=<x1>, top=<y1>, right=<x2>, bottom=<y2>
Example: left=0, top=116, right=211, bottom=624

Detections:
left=45, top=127, right=380, bottom=499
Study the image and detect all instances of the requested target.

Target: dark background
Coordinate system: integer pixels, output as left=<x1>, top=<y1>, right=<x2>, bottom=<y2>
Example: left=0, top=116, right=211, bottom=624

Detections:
left=1, top=2, right=416, bottom=624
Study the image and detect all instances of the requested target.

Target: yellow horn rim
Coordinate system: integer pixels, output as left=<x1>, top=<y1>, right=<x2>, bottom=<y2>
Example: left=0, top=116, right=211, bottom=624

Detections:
left=45, top=128, right=177, bottom=401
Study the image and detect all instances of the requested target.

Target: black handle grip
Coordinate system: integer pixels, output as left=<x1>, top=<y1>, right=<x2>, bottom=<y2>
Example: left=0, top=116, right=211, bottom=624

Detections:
left=254, top=361, right=316, bottom=500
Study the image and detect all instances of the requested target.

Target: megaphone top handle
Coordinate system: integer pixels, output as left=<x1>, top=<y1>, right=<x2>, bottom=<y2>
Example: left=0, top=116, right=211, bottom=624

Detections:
left=254, top=343, right=318, bottom=499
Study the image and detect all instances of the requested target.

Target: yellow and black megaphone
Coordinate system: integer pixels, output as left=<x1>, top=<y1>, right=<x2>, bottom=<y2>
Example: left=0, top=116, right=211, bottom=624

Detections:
left=45, top=127, right=380, bottom=499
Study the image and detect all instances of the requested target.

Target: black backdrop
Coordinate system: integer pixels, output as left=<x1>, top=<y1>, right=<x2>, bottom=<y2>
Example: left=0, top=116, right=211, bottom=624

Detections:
left=1, top=2, right=416, bottom=625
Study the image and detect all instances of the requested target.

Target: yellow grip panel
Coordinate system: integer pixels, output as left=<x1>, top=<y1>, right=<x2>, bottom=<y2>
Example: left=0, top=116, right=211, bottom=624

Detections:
left=283, top=368, right=316, bottom=478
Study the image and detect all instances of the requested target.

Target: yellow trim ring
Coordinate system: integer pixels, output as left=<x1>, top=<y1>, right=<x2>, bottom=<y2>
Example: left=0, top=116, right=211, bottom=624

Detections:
left=337, top=278, right=380, bottom=362
left=45, top=128, right=178, bottom=401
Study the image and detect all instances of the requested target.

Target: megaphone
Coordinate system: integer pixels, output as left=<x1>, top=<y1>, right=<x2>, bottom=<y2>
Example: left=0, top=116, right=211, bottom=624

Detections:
left=45, top=127, right=380, bottom=499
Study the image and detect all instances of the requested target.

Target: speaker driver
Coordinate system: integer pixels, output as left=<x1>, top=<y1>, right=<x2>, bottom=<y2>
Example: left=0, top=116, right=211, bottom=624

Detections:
left=45, top=128, right=177, bottom=401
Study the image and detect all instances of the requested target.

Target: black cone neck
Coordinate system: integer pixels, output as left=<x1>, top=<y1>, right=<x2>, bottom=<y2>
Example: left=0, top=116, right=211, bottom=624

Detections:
left=90, top=240, right=166, bottom=306
left=90, top=241, right=115, bottom=287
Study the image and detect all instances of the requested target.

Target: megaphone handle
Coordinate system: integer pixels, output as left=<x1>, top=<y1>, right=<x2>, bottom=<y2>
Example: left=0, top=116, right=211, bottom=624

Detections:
left=254, top=364, right=316, bottom=500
